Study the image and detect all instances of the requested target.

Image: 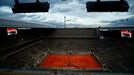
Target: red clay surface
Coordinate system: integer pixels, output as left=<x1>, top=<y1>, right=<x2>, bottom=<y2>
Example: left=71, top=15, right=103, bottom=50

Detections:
left=39, top=54, right=102, bottom=69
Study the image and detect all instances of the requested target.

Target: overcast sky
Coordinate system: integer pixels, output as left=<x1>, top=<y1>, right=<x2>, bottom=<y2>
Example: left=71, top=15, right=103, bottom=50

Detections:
left=0, top=0, right=134, bottom=28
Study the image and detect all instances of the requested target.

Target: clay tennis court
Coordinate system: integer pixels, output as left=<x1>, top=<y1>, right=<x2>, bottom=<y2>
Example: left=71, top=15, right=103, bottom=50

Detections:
left=39, top=54, right=102, bottom=69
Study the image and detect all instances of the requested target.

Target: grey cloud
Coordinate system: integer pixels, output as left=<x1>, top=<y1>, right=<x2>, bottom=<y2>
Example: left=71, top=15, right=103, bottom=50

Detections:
left=0, top=18, right=51, bottom=28
left=127, top=0, right=134, bottom=12
left=67, top=23, right=98, bottom=28
left=101, top=20, right=112, bottom=23
left=51, top=8, right=71, bottom=13
left=0, top=0, right=134, bottom=28
left=0, top=0, right=13, bottom=6
left=108, top=16, right=134, bottom=27
left=42, top=20, right=64, bottom=28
